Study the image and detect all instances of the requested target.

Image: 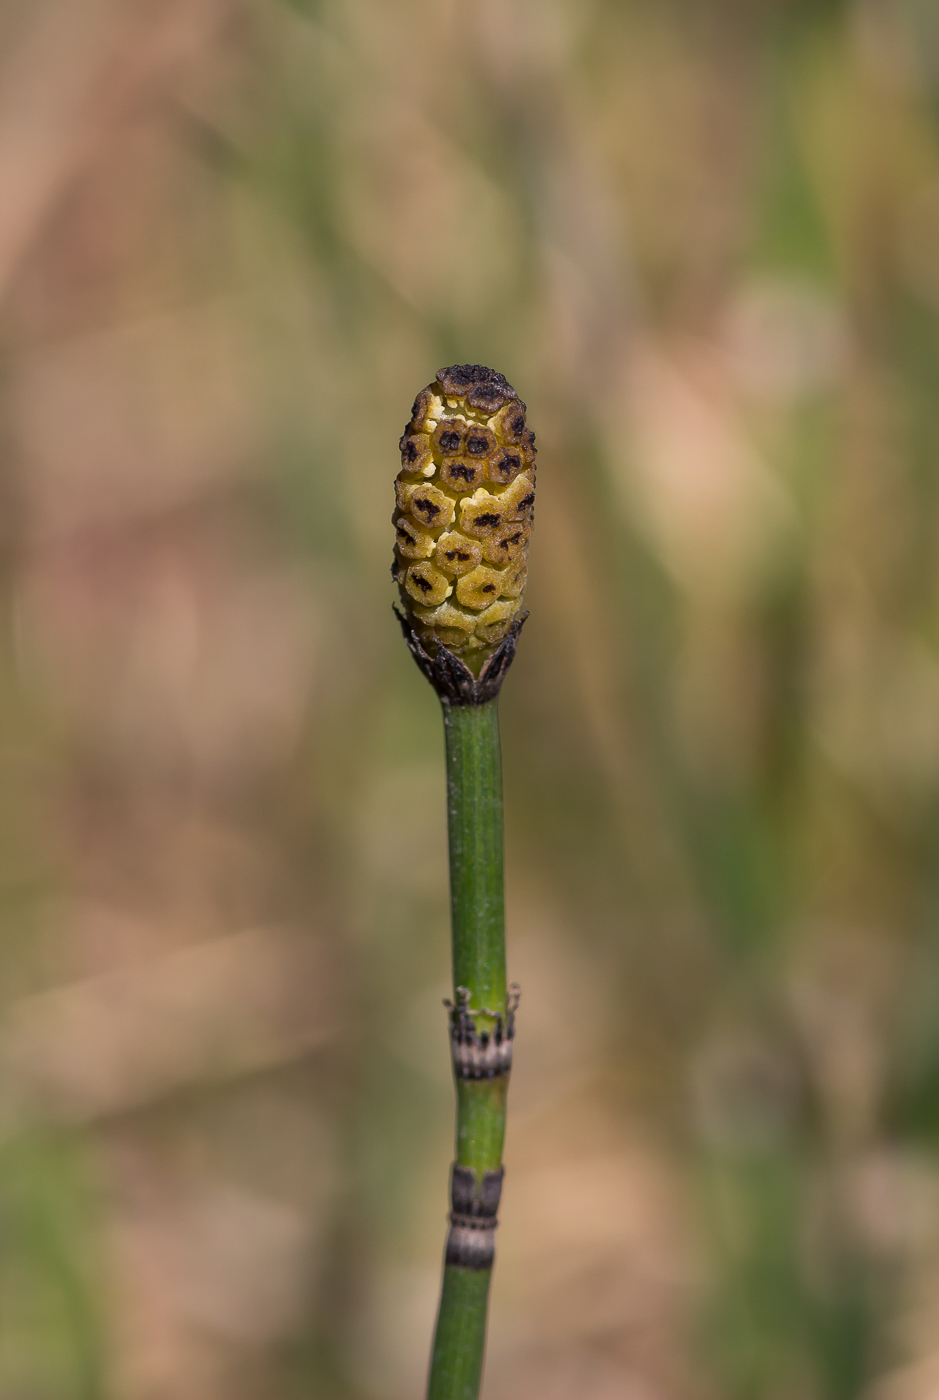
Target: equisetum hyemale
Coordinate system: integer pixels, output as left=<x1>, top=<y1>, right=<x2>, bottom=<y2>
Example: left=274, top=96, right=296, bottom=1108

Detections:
left=393, top=365, right=535, bottom=1399
left=394, top=363, right=535, bottom=695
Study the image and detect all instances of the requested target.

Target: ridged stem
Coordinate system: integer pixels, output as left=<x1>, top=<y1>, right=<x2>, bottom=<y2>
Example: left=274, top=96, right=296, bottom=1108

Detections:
left=427, top=698, right=508, bottom=1400
left=445, top=699, right=506, bottom=1015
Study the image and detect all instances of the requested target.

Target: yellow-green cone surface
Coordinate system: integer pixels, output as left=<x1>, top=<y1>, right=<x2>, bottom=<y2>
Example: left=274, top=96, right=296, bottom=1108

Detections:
left=394, top=365, right=536, bottom=676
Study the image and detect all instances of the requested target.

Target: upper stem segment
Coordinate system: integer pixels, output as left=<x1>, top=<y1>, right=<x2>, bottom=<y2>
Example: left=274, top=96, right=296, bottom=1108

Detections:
left=443, top=699, right=506, bottom=1018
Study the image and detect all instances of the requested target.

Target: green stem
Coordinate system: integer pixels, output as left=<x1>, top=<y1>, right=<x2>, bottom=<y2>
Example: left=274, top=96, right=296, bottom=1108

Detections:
left=444, top=699, right=506, bottom=1017
left=427, top=698, right=510, bottom=1400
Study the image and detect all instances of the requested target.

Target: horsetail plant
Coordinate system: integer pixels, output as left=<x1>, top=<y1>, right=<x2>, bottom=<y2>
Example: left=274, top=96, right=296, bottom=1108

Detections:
left=393, top=365, right=536, bottom=1399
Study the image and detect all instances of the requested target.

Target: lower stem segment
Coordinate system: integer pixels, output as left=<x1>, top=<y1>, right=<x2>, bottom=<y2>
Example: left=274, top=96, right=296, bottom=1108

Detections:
left=428, top=1268, right=492, bottom=1400
left=427, top=699, right=511, bottom=1400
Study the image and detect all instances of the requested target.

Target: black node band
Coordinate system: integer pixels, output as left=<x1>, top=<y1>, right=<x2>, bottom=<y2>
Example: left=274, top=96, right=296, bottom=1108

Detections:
left=443, top=1163, right=503, bottom=1270
left=450, top=1163, right=504, bottom=1219
left=445, top=986, right=520, bottom=1080
left=445, top=1222, right=496, bottom=1270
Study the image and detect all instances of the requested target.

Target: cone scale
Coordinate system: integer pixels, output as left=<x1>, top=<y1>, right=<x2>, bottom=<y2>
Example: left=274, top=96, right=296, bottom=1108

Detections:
left=392, top=366, right=535, bottom=1399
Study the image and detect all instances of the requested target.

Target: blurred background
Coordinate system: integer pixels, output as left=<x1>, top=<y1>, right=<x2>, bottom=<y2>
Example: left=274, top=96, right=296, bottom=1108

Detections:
left=2, top=0, right=939, bottom=1397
